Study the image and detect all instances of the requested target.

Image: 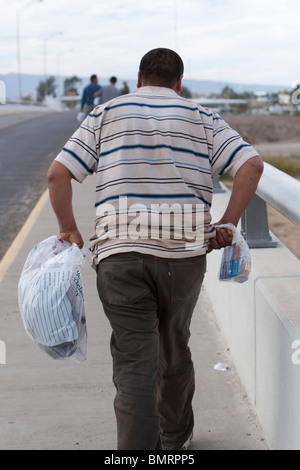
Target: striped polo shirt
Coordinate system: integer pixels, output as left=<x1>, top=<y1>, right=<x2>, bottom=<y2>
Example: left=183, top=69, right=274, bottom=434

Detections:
left=55, top=86, right=258, bottom=263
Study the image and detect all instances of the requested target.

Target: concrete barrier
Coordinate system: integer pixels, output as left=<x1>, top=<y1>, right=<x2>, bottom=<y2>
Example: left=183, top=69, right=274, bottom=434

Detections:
left=204, top=185, right=300, bottom=450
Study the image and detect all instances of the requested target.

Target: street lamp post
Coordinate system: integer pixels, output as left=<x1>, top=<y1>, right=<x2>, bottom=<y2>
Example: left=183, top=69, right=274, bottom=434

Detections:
left=43, top=31, right=63, bottom=87
left=16, top=0, right=43, bottom=102
left=173, top=0, right=179, bottom=52
left=56, top=49, right=73, bottom=96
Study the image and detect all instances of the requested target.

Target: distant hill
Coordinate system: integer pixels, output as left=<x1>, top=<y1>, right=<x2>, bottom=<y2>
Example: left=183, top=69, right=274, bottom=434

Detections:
left=0, top=72, right=289, bottom=100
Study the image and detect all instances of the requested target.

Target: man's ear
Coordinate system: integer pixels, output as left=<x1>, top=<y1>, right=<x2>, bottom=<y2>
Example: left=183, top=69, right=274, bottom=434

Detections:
left=137, top=71, right=142, bottom=88
left=175, top=74, right=183, bottom=95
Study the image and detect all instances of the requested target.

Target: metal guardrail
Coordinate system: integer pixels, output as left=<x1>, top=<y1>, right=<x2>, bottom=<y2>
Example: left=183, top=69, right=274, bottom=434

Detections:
left=241, top=162, right=300, bottom=248
left=256, top=162, right=300, bottom=227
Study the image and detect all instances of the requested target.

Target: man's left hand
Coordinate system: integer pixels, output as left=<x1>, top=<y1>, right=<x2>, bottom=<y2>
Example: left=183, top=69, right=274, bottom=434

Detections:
left=207, top=227, right=233, bottom=253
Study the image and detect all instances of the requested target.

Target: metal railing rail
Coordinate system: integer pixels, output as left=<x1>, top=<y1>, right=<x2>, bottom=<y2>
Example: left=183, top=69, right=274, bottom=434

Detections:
left=256, top=162, right=300, bottom=227
left=241, top=162, right=300, bottom=248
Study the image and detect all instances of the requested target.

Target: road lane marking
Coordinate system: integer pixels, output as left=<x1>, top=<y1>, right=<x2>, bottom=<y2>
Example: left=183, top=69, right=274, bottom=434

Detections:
left=0, top=111, right=55, bottom=130
left=0, top=189, right=49, bottom=283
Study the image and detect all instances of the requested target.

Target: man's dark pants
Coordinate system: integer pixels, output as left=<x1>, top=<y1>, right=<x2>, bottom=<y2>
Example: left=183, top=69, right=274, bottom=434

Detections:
left=96, top=252, right=206, bottom=450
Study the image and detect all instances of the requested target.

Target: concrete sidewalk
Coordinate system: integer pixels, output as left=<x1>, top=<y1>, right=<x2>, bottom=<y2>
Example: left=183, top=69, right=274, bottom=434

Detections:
left=0, top=176, right=268, bottom=450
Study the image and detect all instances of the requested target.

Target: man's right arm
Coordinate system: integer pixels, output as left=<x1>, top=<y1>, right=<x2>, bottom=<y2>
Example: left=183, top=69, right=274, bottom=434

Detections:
left=47, top=161, right=84, bottom=248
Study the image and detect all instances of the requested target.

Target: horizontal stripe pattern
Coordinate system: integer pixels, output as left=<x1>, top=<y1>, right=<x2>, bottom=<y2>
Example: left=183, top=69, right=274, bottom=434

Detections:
left=21, top=267, right=79, bottom=347
left=55, top=86, right=258, bottom=262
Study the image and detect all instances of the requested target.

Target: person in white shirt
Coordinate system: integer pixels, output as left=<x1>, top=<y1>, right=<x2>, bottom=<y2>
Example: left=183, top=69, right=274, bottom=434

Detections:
left=47, top=48, right=263, bottom=451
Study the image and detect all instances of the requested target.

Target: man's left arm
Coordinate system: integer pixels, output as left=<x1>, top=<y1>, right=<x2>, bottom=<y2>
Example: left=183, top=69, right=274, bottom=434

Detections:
left=209, top=156, right=264, bottom=251
left=94, top=85, right=102, bottom=98
left=47, top=161, right=84, bottom=248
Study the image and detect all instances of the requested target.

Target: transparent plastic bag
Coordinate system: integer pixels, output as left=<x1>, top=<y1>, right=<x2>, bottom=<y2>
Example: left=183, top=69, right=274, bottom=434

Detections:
left=218, top=223, right=251, bottom=283
left=18, top=236, right=87, bottom=362
left=76, top=111, right=86, bottom=122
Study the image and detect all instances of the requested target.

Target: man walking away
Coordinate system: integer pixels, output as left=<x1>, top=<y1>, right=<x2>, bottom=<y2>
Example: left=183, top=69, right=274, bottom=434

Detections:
left=47, top=48, right=264, bottom=451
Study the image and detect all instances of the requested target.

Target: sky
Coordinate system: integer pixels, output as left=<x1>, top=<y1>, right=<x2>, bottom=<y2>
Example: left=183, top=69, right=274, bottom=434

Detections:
left=1, top=0, right=300, bottom=88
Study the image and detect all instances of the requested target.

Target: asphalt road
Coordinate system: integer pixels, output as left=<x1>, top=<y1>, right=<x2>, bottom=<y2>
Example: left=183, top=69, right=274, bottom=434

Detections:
left=0, top=111, right=79, bottom=261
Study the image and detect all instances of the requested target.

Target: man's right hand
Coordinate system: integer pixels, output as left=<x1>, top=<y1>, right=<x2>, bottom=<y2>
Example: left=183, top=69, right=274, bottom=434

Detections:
left=59, top=230, right=84, bottom=249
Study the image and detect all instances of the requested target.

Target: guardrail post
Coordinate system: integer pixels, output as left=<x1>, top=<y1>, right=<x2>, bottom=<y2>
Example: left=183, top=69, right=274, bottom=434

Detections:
left=212, top=177, right=226, bottom=193
left=241, top=195, right=277, bottom=248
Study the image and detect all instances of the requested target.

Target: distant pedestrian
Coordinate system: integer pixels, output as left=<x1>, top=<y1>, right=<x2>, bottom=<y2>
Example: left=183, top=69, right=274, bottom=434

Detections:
left=120, top=80, right=130, bottom=95
left=95, top=76, right=120, bottom=105
left=80, top=74, right=101, bottom=116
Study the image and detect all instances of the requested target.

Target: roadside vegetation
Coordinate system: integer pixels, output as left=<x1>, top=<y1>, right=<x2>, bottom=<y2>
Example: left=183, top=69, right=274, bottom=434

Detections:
left=261, top=155, right=300, bottom=178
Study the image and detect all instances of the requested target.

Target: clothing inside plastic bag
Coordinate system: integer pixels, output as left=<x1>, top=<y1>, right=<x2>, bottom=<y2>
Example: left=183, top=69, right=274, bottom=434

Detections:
left=18, top=236, right=87, bottom=362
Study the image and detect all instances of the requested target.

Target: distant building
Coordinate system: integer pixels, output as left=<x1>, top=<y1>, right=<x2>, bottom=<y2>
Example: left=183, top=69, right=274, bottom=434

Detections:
left=191, top=97, right=246, bottom=113
left=278, top=93, right=291, bottom=105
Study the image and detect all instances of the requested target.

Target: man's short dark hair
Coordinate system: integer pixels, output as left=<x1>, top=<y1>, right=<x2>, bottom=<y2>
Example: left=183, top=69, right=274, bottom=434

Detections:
left=90, top=74, right=97, bottom=82
left=139, top=48, right=184, bottom=88
left=110, top=76, right=117, bottom=84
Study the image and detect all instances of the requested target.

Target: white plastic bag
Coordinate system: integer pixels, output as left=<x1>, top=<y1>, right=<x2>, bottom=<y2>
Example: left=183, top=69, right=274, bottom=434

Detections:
left=218, top=223, right=251, bottom=283
left=18, top=236, right=87, bottom=362
left=76, top=111, right=86, bottom=123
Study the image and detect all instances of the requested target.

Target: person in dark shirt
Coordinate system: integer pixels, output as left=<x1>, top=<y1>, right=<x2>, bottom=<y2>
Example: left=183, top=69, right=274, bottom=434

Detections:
left=80, top=74, right=101, bottom=116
